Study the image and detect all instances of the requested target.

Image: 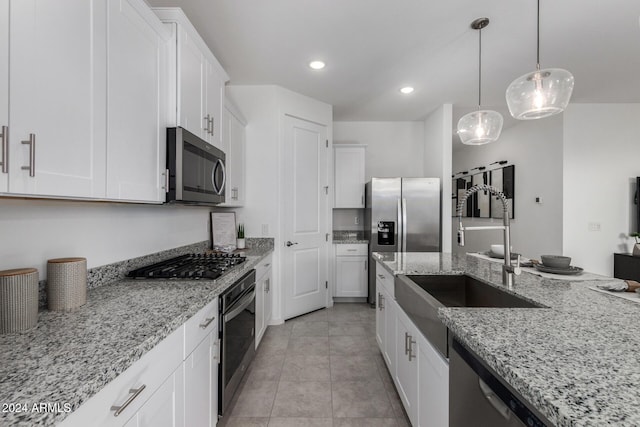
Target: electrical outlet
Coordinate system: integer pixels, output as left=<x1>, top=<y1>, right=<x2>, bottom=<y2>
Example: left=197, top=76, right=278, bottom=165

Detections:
left=535, top=197, right=543, bottom=204
left=262, top=224, right=269, bottom=236
left=588, top=222, right=601, bottom=232
left=354, top=216, right=360, bottom=225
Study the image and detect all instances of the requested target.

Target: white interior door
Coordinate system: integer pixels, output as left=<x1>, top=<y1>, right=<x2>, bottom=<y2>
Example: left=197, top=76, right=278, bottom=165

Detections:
left=282, top=115, right=329, bottom=320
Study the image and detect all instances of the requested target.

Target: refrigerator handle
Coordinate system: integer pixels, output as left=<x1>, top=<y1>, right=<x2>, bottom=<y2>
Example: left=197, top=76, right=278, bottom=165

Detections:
left=397, top=198, right=402, bottom=252
left=402, top=198, right=408, bottom=252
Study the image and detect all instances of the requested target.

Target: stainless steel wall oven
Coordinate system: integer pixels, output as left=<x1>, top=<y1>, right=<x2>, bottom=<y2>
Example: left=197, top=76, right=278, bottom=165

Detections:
left=218, top=269, right=256, bottom=416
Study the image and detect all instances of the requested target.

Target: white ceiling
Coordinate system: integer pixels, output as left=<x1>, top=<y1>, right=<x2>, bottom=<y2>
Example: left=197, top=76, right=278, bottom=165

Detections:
left=147, top=0, right=640, bottom=123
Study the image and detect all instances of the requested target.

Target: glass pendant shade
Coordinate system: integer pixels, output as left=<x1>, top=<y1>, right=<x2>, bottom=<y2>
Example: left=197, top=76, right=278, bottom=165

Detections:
left=457, top=110, right=504, bottom=145
left=506, top=67, right=574, bottom=120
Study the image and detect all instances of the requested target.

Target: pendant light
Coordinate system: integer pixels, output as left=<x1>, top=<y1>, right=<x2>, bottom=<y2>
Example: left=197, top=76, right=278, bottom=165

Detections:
left=506, top=0, right=574, bottom=120
left=457, top=18, right=503, bottom=146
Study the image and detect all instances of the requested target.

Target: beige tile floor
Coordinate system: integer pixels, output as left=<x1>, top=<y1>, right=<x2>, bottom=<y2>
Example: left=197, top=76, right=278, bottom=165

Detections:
left=220, top=303, right=411, bottom=427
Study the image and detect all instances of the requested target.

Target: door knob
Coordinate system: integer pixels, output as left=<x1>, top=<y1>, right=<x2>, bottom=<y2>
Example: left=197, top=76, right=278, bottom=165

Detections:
left=285, top=241, right=298, bottom=247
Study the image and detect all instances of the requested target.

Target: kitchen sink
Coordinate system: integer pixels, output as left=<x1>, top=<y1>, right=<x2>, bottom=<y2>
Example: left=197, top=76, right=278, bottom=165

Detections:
left=395, top=274, right=544, bottom=359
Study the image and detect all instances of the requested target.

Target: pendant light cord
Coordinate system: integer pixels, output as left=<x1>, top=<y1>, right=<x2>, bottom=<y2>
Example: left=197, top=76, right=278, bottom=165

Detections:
left=478, top=26, right=482, bottom=108
left=536, top=0, right=540, bottom=69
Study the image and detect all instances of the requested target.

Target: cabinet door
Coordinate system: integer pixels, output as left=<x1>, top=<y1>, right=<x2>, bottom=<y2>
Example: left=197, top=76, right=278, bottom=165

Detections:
left=335, top=256, right=367, bottom=297
left=255, top=274, right=266, bottom=348
left=219, top=105, right=246, bottom=207
left=178, top=27, right=206, bottom=140
left=334, top=145, right=365, bottom=208
left=395, top=309, right=419, bottom=426
left=417, top=331, right=448, bottom=427
left=124, top=367, right=184, bottom=427
left=205, top=61, right=224, bottom=148
left=264, top=270, right=273, bottom=327
left=9, top=0, right=106, bottom=198
left=382, top=286, right=396, bottom=373
left=375, top=280, right=385, bottom=351
left=184, top=334, right=213, bottom=427
left=106, top=0, right=168, bottom=202
left=0, top=0, right=7, bottom=192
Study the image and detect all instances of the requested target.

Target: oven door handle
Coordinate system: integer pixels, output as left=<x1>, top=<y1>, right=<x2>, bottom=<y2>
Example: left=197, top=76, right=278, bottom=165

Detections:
left=224, top=290, right=256, bottom=323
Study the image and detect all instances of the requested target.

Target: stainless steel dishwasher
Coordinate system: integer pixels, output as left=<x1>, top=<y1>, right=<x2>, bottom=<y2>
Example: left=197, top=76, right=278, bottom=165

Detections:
left=450, top=339, right=554, bottom=427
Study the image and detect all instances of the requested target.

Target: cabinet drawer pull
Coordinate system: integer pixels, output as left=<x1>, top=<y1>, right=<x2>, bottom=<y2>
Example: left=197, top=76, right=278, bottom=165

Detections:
left=263, top=263, right=270, bottom=268
left=407, top=334, right=416, bottom=361
left=378, top=292, right=384, bottom=310
left=111, top=385, right=146, bottom=417
left=0, top=125, right=7, bottom=174
left=209, top=116, right=215, bottom=135
left=204, top=114, right=211, bottom=134
left=404, top=332, right=410, bottom=355
left=346, top=249, right=357, bottom=252
left=21, top=133, right=35, bottom=177
left=199, top=316, right=215, bottom=329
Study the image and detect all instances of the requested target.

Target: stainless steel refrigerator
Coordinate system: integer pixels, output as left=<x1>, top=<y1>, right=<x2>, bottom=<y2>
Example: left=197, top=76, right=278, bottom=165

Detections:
left=365, top=177, right=441, bottom=304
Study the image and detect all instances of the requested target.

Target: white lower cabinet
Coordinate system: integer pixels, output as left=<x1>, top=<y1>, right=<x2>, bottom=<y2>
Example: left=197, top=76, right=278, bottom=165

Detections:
left=375, top=261, right=449, bottom=427
left=60, top=297, right=219, bottom=427
left=184, top=331, right=219, bottom=427
left=335, top=244, right=368, bottom=297
left=255, top=254, right=273, bottom=348
left=417, top=330, right=448, bottom=427
left=395, top=308, right=419, bottom=426
left=124, top=367, right=184, bottom=427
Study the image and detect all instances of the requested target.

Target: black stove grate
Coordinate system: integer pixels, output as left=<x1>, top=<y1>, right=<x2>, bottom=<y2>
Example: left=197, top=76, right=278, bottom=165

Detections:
left=127, top=253, right=246, bottom=280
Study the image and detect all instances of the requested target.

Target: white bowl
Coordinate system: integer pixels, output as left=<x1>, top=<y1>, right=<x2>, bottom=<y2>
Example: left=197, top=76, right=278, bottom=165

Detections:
left=490, top=245, right=513, bottom=256
left=490, top=244, right=504, bottom=256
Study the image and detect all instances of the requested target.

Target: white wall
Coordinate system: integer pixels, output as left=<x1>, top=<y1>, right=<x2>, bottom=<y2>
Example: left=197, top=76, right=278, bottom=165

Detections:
left=563, top=104, right=640, bottom=276
left=0, top=198, right=211, bottom=276
left=227, top=85, right=332, bottom=322
left=452, top=115, right=564, bottom=259
left=424, top=104, right=453, bottom=252
left=333, top=121, right=424, bottom=181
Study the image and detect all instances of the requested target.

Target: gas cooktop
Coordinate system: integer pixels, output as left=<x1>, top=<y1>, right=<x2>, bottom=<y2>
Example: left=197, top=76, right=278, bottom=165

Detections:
left=127, top=253, right=246, bottom=280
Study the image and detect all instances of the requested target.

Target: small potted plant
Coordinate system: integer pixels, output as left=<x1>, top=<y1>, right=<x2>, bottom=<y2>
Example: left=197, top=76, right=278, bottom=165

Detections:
left=631, top=232, right=640, bottom=256
left=237, top=224, right=246, bottom=250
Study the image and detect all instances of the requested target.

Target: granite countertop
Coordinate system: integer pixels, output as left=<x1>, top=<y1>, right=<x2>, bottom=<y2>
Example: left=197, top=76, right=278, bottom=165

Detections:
left=373, top=251, right=640, bottom=427
left=0, top=244, right=273, bottom=427
left=332, top=231, right=368, bottom=245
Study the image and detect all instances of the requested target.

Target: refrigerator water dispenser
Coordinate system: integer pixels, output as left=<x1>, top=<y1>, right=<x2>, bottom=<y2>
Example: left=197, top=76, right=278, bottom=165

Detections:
left=377, top=221, right=395, bottom=245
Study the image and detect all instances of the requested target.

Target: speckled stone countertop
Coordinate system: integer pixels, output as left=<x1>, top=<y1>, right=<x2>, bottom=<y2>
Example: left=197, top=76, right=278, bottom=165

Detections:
left=0, top=240, right=273, bottom=427
left=373, top=251, right=640, bottom=427
left=332, top=230, right=368, bottom=244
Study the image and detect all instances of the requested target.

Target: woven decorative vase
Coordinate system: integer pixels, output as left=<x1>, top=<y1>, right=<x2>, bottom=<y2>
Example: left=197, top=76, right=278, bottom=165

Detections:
left=47, top=258, right=87, bottom=312
left=0, top=268, right=39, bottom=334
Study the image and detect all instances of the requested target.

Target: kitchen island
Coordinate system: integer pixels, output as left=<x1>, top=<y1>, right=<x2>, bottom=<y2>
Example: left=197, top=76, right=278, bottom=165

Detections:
left=374, top=251, right=640, bottom=427
left=0, top=241, right=273, bottom=427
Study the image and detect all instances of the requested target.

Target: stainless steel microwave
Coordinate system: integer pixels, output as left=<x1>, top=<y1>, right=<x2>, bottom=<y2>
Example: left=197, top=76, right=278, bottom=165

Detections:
left=166, top=127, right=226, bottom=205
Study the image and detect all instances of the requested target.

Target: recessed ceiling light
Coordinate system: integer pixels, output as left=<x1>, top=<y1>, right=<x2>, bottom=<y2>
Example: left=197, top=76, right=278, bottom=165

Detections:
left=309, top=61, right=325, bottom=70
left=400, top=86, right=414, bottom=94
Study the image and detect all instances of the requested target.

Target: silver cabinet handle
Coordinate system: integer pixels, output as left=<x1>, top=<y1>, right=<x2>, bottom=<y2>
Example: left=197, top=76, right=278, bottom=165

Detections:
left=111, top=385, right=146, bottom=417
left=377, top=274, right=385, bottom=280
left=404, top=332, right=410, bottom=355
left=232, top=187, right=238, bottom=200
left=265, top=277, right=270, bottom=293
left=407, top=334, right=416, bottom=361
left=204, top=114, right=211, bottom=134
left=209, top=116, right=214, bottom=136
left=264, top=263, right=271, bottom=268
left=0, top=125, right=7, bottom=173
left=378, top=292, right=384, bottom=310
left=346, top=249, right=357, bottom=252
left=199, top=316, right=215, bottom=329
left=21, top=133, right=35, bottom=177
left=285, top=241, right=298, bottom=247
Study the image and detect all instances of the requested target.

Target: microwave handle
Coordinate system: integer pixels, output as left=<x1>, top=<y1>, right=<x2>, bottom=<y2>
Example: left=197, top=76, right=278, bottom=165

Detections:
left=212, top=159, right=226, bottom=195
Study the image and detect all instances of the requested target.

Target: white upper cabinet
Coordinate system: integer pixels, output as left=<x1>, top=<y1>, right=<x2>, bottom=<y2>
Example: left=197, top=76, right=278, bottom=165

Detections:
left=0, top=0, right=8, bottom=193
left=219, top=99, right=246, bottom=207
left=7, top=0, right=107, bottom=198
left=334, top=144, right=366, bottom=208
left=106, top=0, right=171, bottom=202
left=153, top=8, right=229, bottom=151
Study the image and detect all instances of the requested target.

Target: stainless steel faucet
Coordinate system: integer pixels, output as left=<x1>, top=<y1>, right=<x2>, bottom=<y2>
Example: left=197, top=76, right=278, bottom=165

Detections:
left=456, top=184, right=521, bottom=288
